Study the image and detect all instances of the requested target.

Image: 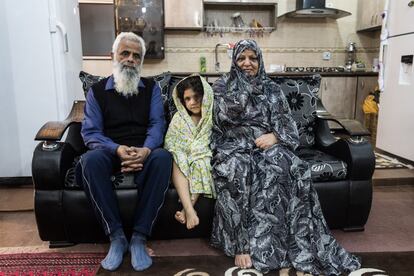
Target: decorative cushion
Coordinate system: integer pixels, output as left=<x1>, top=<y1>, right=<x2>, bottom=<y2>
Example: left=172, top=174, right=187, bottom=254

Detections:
left=79, top=71, right=105, bottom=97
left=154, top=73, right=181, bottom=124
left=65, top=158, right=137, bottom=189
left=295, top=147, right=347, bottom=182
left=270, top=75, right=321, bottom=148
left=78, top=71, right=179, bottom=125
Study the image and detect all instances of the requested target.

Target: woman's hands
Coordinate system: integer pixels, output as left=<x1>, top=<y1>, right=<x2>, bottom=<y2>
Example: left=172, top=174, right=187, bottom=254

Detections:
left=255, top=133, right=278, bottom=150
left=116, top=145, right=151, bottom=172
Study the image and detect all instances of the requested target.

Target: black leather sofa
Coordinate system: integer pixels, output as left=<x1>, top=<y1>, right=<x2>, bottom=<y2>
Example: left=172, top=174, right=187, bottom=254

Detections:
left=32, top=73, right=375, bottom=247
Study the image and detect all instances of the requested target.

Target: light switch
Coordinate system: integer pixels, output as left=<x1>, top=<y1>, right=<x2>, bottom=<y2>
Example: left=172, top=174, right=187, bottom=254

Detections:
left=323, top=51, right=331, bottom=60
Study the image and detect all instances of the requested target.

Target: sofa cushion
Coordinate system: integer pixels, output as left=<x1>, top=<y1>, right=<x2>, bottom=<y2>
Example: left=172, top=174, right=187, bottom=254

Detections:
left=270, top=75, right=321, bottom=148
left=295, top=148, right=347, bottom=182
left=65, top=158, right=138, bottom=189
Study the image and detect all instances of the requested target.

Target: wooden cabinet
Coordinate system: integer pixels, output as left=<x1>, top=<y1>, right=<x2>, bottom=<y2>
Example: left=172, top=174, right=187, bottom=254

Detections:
left=357, top=0, right=385, bottom=31
left=319, top=77, right=357, bottom=129
left=164, top=0, right=203, bottom=29
left=355, top=76, right=378, bottom=124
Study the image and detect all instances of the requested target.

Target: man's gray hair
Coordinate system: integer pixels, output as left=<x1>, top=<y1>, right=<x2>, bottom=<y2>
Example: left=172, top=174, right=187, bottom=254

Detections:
left=112, top=32, right=146, bottom=57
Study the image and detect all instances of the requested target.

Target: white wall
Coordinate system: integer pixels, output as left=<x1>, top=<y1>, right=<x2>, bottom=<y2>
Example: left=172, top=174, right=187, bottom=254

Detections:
left=0, top=1, right=22, bottom=176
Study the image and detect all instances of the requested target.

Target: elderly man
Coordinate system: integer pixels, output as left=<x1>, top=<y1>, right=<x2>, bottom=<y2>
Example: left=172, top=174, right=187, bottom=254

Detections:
left=76, top=32, right=171, bottom=271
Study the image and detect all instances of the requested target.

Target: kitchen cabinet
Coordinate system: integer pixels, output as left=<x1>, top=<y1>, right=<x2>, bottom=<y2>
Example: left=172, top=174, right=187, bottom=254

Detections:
left=114, top=0, right=164, bottom=59
left=164, top=0, right=203, bottom=29
left=319, top=77, right=357, bottom=128
left=355, top=76, right=378, bottom=124
left=357, top=0, right=385, bottom=31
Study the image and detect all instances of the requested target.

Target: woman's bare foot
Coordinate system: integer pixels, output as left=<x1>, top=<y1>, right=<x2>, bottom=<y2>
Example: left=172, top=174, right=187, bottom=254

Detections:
left=235, top=254, right=252, bottom=269
left=174, top=210, right=186, bottom=224
left=184, top=208, right=199, bottom=230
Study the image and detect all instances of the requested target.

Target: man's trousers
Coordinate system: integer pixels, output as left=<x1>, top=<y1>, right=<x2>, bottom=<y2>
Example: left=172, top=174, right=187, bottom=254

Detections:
left=76, top=148, right=172, bottom=237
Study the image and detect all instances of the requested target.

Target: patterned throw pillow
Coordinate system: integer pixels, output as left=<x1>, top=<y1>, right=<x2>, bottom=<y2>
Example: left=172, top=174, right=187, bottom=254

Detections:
left=78, top=71, right=178, bottom=124
left=271, top=74, right=321, bottom=148
left=79, top=71, right=106, bottom=97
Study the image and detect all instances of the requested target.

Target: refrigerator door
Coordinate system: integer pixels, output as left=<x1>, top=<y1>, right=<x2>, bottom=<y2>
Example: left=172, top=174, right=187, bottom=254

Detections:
left=49, top=0, right=83, bottom=120
left=376, top=34, right=414, bottom=161
left=0, top=0, right=83, bottom=177
left=387, top=0, right=414, bottom=37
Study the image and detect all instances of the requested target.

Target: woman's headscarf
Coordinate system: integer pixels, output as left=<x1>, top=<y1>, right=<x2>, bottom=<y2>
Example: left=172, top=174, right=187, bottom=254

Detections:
left=212, top=39, right=300, bottom=150
left=213, top=39, right=270, bottom=114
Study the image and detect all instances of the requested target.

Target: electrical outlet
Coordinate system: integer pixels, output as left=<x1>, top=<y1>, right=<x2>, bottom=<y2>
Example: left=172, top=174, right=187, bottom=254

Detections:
left=323, top=51, right=331, bottom=60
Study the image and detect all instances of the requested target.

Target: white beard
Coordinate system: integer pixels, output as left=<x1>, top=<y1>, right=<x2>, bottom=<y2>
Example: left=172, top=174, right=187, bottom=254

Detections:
left=112, top=61, right=141, bottom=96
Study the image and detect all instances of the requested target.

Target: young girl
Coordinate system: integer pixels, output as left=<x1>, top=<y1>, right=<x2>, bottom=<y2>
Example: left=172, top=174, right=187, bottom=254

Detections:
left=164, top=75, right=216, bottom=229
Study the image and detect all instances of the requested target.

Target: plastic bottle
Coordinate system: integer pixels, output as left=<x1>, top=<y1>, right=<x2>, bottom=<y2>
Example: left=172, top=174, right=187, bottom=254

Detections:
left=200, top=56, right=207, bottom=73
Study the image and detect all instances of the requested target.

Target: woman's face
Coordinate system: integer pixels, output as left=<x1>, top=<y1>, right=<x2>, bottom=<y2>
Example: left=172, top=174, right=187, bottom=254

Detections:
left=236, top=49, right=259, bottom=76
left=183, top=88, right=202, bottom=116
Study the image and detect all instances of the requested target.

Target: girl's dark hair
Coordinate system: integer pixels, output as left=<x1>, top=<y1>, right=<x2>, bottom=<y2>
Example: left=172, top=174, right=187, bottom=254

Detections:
left=176, top=76, right=204, bottom=108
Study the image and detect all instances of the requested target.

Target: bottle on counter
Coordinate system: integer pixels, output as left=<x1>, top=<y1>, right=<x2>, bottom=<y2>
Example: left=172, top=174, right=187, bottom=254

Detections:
left=200, top=56, right=207, bottom=73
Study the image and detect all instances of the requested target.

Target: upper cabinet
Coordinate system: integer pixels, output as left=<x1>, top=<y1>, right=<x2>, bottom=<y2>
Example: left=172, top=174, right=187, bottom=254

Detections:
left=357, top=0, right=385, bottom=31
left=164, top=0, right=203, bottom=30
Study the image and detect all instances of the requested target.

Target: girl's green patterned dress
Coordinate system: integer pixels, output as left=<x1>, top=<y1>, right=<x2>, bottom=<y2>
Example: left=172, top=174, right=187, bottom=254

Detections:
left=164, top=75, right=216, bottom=198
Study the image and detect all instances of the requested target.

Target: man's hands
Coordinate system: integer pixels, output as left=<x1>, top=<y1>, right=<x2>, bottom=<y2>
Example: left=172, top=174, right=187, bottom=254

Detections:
left=116, top=145, right=151, bottom=173
left=255, top=133, right=278, bottom=150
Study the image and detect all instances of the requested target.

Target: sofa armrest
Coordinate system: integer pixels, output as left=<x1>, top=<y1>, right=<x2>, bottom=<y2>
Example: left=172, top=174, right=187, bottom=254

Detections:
left=317, top=138, right=375, bottom=181
left=316, top=98, right=370, bottom=137
left=35, top=101, right=85, bottom=141
left=32, top=142, right=78, bottom=190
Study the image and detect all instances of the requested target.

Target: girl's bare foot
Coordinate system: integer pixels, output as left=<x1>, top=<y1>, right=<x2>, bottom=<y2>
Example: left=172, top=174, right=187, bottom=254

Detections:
left=146, top=246, right=154, bottom=256
left=184, top=208, right=199, bottom=230
left=235, top=254, right=252, bottom=269
left=174, top=210, right=186, bottom=224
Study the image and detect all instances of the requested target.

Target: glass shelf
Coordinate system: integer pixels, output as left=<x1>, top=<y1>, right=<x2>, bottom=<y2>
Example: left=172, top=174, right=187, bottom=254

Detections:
left=114, top=0, right=164, bottom=59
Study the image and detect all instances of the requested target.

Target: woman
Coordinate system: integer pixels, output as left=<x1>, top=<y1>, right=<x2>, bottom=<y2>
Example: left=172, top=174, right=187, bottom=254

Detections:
left=210, top=40, right=360, bottom=275
left=164, top=75, right=216, bottom=230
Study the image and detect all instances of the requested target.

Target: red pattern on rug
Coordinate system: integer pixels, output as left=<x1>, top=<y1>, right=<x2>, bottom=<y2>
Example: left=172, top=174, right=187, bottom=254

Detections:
left=0, top=252, right=106, bottom=276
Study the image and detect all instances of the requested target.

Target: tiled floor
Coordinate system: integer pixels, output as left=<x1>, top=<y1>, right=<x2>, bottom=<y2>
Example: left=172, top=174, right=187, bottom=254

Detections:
left=1, top=170, right=414, bottom=256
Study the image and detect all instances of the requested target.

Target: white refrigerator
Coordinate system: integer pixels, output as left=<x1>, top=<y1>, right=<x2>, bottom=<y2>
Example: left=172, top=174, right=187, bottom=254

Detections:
left=0, top=0, right=83, bottom=177
left=377, top=0, right=414, bottom=161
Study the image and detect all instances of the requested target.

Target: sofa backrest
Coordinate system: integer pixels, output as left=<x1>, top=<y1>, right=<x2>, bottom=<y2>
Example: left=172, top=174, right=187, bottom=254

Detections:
left=79, top=71, right=321, bottom=147
left=270, top=75, right=321, bottom=148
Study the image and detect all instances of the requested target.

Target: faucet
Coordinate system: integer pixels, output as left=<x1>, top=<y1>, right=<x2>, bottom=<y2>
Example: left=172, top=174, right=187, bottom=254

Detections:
left=215, top=43, right=232, bottom=72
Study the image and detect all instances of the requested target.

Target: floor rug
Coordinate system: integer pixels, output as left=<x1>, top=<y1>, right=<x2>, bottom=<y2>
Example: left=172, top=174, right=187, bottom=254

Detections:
left=375, top=152, right=413, bottom=169
left=95, top=252, right=414, bottom=276
left=0, top=252, right=106, bottom=275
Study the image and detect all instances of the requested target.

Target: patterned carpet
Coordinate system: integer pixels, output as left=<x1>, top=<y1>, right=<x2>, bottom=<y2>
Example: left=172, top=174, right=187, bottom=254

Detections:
left=94, top=253, right=414, bottom=276
left=0, top=252, right=105, bottom=275
left=375, top=152, right=413, bottom=169
left=1, top=251, right=413, bottom=275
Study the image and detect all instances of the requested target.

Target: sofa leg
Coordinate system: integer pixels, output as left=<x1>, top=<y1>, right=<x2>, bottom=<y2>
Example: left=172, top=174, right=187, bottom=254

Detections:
left=342, top=226, right=365, bottom=232
left=49, top=241, right=76, bottom=248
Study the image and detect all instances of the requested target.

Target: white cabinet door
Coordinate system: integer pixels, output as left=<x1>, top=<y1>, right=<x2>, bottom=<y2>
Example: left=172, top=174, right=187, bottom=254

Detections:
left=164, top=0, right=203, bottom=29
left=387, top=0, right=414, bottom=36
